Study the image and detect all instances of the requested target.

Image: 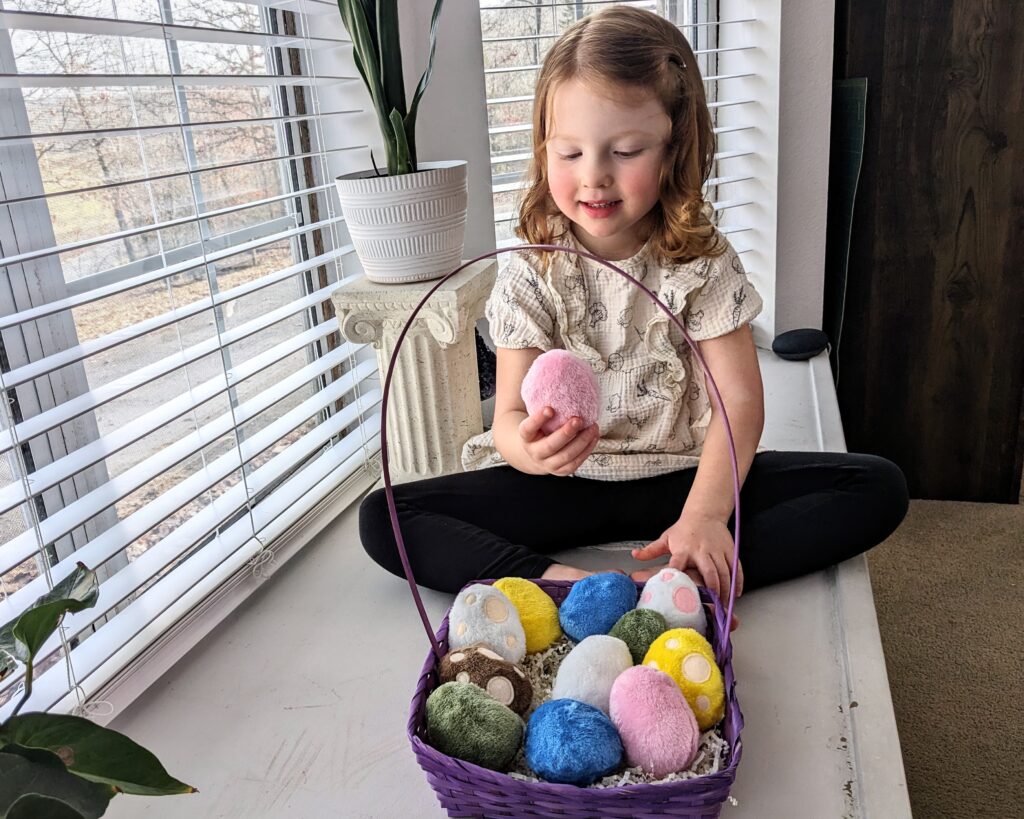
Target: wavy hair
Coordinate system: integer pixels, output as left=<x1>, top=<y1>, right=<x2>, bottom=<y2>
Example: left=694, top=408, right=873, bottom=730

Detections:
left=517, top=6, right=724, bottom=266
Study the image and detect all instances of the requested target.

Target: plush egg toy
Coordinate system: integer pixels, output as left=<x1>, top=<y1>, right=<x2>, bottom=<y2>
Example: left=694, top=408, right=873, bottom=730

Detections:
left=439, top=645, right=533, bottom=716
left=447, top=584, right=527, bottom=664
left=493, top=577, right=561, bottom=653
left=525, top=699, right=623, bottom=785
left=559, top=572, right=638, bottom=642
left=643, top=628, right=725, bottom=730
left=609, top=665, right=700, bottom=776
left=426, top=682, right=524, bottom=771
left=610, top=608, right=668, bottom=664
left=637, top=567, right=708, bottom=636
left=551, top=635, right=633, bottom=716
left=521, top=349, right=600, bottom=435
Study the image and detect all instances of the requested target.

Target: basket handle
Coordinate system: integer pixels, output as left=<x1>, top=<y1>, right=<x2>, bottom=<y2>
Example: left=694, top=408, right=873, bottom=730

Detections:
left=379, top=245, right=743, bottom=664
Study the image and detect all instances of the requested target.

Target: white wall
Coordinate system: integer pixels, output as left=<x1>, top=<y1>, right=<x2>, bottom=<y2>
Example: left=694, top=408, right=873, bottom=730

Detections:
left=775, top=0, right=835, bottom=334
left=399, top=0, right=497, bottom=257
left=719, top=0, right=835, bottom=344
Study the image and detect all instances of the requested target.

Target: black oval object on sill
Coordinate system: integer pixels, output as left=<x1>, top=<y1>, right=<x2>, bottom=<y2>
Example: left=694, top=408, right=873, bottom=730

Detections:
left=771, top=328, right=830, bottom=361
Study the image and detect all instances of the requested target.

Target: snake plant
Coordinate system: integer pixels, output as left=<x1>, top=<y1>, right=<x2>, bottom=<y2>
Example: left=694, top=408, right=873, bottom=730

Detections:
left=337, top=0, right=446, bottom=176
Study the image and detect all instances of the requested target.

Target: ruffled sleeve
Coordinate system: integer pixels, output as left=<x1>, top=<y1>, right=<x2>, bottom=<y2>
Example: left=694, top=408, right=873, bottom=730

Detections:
left=484, top=251, right=556, bottom=351
left=683, top=241, right=763, bottom=340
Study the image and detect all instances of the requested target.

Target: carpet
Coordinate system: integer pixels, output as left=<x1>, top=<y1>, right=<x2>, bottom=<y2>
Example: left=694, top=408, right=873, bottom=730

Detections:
left=868, top=499, right=1024, bottom=818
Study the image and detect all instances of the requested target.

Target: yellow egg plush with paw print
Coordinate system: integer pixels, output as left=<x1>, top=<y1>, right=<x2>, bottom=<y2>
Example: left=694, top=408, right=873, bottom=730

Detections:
left=642, top=628, right=725, bottom=730
left=494, top=577, right=561, bottom=653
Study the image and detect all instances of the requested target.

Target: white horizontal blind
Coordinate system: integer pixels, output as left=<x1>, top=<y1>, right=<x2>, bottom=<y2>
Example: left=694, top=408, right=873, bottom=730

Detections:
left=478, top=0, right=761, bottom=250
left=0, top=0, right=382, bottom=717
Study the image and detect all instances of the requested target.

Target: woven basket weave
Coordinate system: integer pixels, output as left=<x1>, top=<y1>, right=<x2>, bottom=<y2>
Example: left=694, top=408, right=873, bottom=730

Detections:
left=380, top=246, right=747, bottom=817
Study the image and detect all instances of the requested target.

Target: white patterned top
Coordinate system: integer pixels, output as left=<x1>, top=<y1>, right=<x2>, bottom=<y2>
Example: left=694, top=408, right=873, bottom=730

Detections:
left=461, top=223, right=763, bottom=481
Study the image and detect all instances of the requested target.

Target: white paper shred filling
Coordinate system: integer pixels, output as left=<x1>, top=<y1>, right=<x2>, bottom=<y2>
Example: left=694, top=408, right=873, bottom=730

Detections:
left=507, top=636, right=730, bottom=787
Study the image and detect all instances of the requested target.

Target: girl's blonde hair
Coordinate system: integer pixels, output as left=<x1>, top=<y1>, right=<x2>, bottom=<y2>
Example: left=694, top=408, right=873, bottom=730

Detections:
left=517, top=6, right=723, bottom=264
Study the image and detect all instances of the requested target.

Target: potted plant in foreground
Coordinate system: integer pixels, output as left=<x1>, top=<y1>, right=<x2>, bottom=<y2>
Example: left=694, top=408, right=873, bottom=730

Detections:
left=335, top=0, right=467, bottom=285
left=0, top=564, right=194, bottom=817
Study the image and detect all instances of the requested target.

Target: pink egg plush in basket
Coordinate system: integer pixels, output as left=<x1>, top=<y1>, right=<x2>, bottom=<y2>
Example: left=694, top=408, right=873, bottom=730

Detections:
left=521, top=349, right=601, bottom=434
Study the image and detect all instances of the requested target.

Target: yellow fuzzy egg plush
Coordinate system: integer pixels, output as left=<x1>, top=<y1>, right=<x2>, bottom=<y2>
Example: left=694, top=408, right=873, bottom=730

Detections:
left=493, top=577, right=562, bottom=653
left=642, top=628, right=725, bottom=730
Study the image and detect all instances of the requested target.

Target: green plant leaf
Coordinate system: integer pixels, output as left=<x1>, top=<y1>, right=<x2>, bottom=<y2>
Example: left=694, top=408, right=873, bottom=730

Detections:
left=0, top=714, right=196, bottom=798
left=0, top=747, right=115, bottom=819
left=388, top=108, right=412, bottom=176
left=338, top=0, right=396, bottom=171
left=376, top=0, right=407, bottom=122
left=0, top=564, right=98, bottom=677
left=405, top=0, right=445, bottom=171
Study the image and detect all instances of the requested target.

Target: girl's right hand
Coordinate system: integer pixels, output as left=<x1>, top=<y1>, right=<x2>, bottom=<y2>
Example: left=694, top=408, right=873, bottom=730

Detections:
left=519, top=407, right=600, bottom=476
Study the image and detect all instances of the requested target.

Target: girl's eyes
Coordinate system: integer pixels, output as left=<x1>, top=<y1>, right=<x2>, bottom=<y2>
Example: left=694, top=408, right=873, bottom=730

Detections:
left=556, top=150, right=644, bottom=161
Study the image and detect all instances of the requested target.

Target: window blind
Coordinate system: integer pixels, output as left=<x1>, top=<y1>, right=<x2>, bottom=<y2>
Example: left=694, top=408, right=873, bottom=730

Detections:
left=478, top=0, right=759, bottom=251
left=0, top=0, right=381, bottom=717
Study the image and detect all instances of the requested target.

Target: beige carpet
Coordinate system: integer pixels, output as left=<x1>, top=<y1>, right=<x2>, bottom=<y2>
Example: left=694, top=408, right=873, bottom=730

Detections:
left=869, top=499, right=1023, bottom=818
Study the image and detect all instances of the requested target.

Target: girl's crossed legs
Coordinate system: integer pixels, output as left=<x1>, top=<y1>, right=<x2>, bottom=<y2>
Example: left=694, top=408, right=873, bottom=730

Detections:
left=358, top=451, right=908, bottom=594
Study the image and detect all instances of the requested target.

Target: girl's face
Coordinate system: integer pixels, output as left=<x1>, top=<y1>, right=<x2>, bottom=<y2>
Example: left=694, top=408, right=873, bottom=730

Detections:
left=545, top=78, right=671, bottom=260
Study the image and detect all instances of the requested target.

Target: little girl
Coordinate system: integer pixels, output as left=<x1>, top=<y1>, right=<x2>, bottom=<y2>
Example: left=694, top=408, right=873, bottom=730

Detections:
left=359, top=6, right=908, bottom=600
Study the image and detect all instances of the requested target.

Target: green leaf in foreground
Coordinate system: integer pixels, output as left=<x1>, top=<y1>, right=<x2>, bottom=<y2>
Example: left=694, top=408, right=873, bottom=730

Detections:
left=0, top=747, right=114, bottom=819
left=0, top=714, right=196, bottom=797
left=0, top=564, right=99, bottom=674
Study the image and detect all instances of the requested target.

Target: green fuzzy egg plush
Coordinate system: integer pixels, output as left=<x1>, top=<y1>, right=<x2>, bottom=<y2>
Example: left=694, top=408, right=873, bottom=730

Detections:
left=610, top=608, right=669, bottom=664
left=426, top=682, right=524, bottom=771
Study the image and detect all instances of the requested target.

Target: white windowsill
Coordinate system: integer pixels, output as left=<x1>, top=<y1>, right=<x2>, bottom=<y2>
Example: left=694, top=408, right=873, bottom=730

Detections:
left=104, top=349, right=910, bottom=819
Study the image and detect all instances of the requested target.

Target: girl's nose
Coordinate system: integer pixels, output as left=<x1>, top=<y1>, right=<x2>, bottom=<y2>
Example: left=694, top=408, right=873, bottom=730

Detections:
left=582, top=158, right=612, bottom=189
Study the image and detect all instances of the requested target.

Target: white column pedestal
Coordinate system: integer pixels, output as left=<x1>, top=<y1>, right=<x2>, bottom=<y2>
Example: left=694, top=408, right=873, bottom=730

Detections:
left=331, top=260, right=497, bottom=485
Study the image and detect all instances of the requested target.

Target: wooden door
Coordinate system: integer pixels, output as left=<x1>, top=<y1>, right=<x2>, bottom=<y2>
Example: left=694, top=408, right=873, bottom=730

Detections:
left=833, top=0, right=1024, bottom=502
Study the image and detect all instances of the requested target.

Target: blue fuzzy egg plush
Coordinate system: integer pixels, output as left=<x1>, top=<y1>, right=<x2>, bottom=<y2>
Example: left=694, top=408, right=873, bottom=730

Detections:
left=558, top=573, right=638, bottom=641
left=525, top=699, right=623, bottom=785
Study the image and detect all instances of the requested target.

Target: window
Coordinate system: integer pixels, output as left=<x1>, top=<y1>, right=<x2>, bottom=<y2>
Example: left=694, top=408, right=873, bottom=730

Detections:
left=0, top=0, right=380, bottom=716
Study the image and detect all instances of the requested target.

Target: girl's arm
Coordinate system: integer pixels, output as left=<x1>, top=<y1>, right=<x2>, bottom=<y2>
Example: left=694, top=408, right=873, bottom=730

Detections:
left=683, top=324, right=764, bottom=525
left=632, top=325, right=764, bottom=597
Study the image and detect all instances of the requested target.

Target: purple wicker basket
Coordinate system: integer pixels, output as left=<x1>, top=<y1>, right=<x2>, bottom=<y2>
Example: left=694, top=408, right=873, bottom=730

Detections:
left=380, top=246, right=746, bottom=817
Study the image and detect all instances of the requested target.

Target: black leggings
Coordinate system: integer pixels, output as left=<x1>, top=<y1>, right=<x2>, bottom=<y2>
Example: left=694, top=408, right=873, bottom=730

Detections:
left=359, top=451, right=909, bottom=594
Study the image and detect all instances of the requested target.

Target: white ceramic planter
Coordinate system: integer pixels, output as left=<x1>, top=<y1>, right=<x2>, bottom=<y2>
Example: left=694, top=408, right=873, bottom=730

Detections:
left=335, top=160, right=468, bottom=285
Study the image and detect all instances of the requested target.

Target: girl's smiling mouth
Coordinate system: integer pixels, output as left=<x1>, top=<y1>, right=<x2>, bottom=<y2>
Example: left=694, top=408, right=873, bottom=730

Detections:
left=580, top=200, right=622, bottom=217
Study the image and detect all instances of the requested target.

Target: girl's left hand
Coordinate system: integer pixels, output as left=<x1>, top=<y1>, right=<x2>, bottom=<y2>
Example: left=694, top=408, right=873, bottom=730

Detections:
left=631, top=513, right=744, bottom=600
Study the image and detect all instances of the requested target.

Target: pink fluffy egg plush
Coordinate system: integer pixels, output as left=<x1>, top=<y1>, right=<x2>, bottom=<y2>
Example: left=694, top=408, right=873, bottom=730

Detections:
left=609, top=664, right=701, bottom=777
left=521, top=349, right=601, bottom=435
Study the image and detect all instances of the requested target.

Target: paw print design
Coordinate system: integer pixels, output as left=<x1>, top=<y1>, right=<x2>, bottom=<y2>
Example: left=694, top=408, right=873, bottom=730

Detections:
left=637, top=568, right=708, bottom=635
left=643, top=628, right=725, bottom=730
left=448, top=584, right=527, bottom=664
left=439, top=645, right=533, bottom=715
